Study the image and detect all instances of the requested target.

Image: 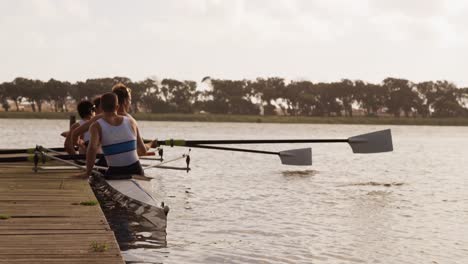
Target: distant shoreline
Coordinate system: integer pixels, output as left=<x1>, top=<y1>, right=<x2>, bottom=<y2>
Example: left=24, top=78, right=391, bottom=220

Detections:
left=1, top=111, right=468, bottom=126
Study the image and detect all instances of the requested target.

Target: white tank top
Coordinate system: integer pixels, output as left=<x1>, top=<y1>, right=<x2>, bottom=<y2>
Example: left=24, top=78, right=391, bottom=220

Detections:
left=78, top=120, right=91, bottom=143
left=97, top=116, right=138, bottom=167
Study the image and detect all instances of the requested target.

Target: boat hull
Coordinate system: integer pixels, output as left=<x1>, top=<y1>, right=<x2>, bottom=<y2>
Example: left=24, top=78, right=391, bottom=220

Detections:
left=89, top=175, right=168, bottom=244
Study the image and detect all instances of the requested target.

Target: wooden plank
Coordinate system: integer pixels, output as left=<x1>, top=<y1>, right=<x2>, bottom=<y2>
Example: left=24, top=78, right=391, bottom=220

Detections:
left=0, top=230, right=111, bottom=235
left=1, top=206, right=104, bottom=217
left=0, top=217, right=106, bottom=224
left=0, top=256, right=124, bottom=264
left=0, top=161, right=124, bottom=264
left=0, top=197, right=92, bottom=202
left=0, top=190, right=94, bottom=195
left=0, top=225, right=110, bottom=231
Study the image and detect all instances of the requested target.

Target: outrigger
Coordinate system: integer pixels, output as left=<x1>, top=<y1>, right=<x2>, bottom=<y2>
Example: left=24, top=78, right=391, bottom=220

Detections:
left=0, top=129, right=393, bottom=234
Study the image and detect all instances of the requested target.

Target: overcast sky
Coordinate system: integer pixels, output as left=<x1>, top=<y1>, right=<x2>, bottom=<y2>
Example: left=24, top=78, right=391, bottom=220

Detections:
left=1, top=0, right=468, bottom=86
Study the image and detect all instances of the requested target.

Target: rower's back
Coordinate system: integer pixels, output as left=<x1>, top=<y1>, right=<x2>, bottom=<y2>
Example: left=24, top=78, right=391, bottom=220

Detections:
left=98, top=116, right=138, bottom=167
left=94, top=93, right=144, bottom=178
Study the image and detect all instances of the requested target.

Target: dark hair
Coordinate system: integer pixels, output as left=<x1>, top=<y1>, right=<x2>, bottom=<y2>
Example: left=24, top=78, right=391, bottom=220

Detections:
left=77, top=100, right=94, bottom=118
left=101, top=93, right=118, bottom=112
left=112, top=83, right=131, bottom=105
left=92, top=96, right=101, bottom=109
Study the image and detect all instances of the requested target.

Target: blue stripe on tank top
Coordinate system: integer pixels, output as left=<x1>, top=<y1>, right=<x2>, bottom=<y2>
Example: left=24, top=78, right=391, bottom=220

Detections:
left=102, top=140, right=137, bottom=156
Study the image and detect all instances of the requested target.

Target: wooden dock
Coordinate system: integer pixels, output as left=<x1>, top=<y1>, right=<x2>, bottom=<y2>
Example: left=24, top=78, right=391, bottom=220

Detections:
left=0, top=162, right=125, bottom=264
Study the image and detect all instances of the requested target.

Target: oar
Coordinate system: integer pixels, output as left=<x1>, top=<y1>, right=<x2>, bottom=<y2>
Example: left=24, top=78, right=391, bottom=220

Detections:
left=38, top=151, right=107, bottom=171
left=157, top=129, right=393, bottom=154
left=0, top=147, right=65, bottom=155
left=143, top=153, right=191, bottom=171
left=0, top=154, right=104, bottom=163
left=189, top=145, right=312, bottom=166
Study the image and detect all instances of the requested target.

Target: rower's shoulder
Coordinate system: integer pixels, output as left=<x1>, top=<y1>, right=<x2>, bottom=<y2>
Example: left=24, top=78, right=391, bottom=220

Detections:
left=89, top=120, right=102, bottom=130
left=75, top=114, right=103, bottom=129
left=124, top=114, right=137, bottom=125
left=70, top=123, right=80, bottom=130
left=90, top=113, right=104, bottom=122
left=125, top=114, right=137, bottom=123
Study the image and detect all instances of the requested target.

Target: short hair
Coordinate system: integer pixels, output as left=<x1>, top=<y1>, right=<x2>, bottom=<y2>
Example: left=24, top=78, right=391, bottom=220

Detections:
left=92, top=96, right=101, bottom=109
left=77, top=100, right=94, bottom=118
left=112, top=83, right=131, bottom=105
left=100, top=93, right=118, bottom=112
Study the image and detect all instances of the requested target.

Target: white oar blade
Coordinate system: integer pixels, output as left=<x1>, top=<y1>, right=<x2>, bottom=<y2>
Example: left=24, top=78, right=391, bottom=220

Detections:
left=279, top=148, right=312, bottom=166
left=348, top=129, right=393, bottom=153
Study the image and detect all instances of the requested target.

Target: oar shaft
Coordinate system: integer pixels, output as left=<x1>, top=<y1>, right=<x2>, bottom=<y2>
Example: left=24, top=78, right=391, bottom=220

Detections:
left=40, top=152, right=86, bottom=170
left=187, top=144, right=279, bottom=155
left=0, top=154, right=103, bottom=163
left=0, top=147, right=65, bottom=155
left=159, top=139, right=348, bottom=146
left=39, top=151, right=105, bottom=176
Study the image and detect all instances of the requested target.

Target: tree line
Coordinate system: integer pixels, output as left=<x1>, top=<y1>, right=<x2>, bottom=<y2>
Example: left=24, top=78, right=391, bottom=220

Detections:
left=1, top=76, right=467, bottom=118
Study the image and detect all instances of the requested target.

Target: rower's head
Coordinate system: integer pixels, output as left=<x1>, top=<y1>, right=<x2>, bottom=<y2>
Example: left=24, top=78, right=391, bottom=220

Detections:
left=77, top=100, right=95, bottom=119
left=101, top=93, right=119, bottom=113
left=92, top=96, right=102, bottom=114
left=112, top=83, right=132, bottom=113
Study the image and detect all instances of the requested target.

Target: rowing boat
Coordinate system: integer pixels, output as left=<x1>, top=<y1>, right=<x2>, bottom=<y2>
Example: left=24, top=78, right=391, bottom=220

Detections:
left=89, top=173, right=169, bottom=230
left=34, top=149, right=171, bottom=230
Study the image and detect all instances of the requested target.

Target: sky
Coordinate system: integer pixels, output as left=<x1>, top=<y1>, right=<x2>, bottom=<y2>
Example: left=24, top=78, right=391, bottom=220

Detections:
left=1, top=0, right=468, bottom=86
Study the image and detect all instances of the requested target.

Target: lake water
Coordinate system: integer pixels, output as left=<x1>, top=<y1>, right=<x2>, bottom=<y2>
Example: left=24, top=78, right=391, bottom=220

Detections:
left=1, top=119, right=467, bottom=264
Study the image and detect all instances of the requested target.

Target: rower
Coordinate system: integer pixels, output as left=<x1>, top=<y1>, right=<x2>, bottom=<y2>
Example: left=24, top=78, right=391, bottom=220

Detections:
left=62, top=96, right=101, bottom=149
left=111, top=83, right=134, bottom=120
left=92, top=96, right=103, bottom=115
left=71, top=83, right=158, bottom=151
left=64, top=100, right=95, bottom=154
left=79, top=92, right=149, bottom=178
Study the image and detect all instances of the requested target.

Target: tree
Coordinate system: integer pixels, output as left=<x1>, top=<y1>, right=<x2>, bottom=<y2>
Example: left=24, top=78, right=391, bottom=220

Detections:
left=334, top=79, right=356, bottom=117
left=139, top=78, right=178, bottom=113
left=313, top=82, right=343, bottom=116
left=160, top=79, right=198, bottom=113
left=415, top=81, right=436, bottom=117
left=415, top=81, right=466, bottom=117
left=12, top=78, right=34, bottom=111
left=355, top=81, right=387, bottom=116
left=140, top=93, right=174, bottom=113
left=71, top=78, right=115, bottom=102
left=137, top=78, right=160, bottom=113
left=431, top=81, right=465, bottom=117
left=283, top=81, right=315, bottom=116
left=0, top=82, right=10, bottom=111
left=250, top=77, right=285, bottom=115
left=203, top=79, right=259, bottom=114
left=19, top=78, right=46, bottom=112
left=44, top=79, right=71, bottom=112
left=5, top=79, right=24, bottom=111
left=382, top=78, right=420, bottom=117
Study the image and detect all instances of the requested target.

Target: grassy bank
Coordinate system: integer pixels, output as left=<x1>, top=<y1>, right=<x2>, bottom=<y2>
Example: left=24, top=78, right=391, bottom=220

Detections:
left=1, top=111, right=468, bottom=126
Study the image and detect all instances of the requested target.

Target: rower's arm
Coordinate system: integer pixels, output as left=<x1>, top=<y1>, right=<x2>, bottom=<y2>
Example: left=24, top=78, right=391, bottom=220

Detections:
left=64, top=123, right=79, bottom=155
left=71, top=114, right=103, bottom=146
left=131, top=121, right=148, bottom=156
left=85, top=122, right=101, bottom=176
left=126, top=115, right=154, bottom=151
left=137, top=128, right=150, bottom=153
